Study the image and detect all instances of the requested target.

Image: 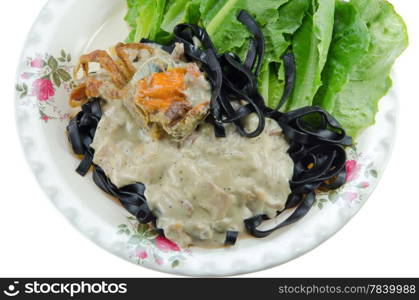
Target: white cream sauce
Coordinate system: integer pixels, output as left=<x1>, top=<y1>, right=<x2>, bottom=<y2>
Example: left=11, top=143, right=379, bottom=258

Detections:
left=91, top=100, right=294, bottom=248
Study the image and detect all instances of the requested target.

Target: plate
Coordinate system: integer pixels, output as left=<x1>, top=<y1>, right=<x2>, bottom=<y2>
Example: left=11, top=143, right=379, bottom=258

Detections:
left=15, top=0, right=398, bottom=276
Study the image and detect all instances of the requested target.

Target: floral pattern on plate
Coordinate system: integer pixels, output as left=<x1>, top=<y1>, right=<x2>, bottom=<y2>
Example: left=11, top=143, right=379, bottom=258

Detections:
left=16, top=50, right=74, bottom=122
left=118, top=217, right=191, bottom=268
left=314, top=147, right=378, bottom=209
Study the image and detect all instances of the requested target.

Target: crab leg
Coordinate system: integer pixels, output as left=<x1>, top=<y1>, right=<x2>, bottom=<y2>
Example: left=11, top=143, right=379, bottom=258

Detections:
left=74, top=50, right=128, bottom=89
left=114, top=42, right=154, bottom=80
left=69, top=83, right=88, bottom=108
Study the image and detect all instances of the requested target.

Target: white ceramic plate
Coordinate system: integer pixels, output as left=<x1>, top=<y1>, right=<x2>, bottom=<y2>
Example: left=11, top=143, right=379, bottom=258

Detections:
left=15, top=0, right=398, bottom=276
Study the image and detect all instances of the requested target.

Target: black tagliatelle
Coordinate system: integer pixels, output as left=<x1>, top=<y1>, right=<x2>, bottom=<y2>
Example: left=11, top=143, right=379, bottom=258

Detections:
left=67, top=10, right=352, bottom=246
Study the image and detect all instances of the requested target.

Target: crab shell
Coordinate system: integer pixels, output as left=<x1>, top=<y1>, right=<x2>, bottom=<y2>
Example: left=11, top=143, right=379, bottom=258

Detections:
left=69, top=42, right=211, bottom=141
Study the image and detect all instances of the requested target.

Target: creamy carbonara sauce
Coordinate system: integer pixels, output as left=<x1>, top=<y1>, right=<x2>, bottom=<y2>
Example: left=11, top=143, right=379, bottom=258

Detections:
left=91, top=100, right=293, bottom=248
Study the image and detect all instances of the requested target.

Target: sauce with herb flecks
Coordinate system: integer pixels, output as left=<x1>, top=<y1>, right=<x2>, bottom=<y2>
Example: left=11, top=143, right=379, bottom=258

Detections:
left=91, top=100, right=294, bottom=248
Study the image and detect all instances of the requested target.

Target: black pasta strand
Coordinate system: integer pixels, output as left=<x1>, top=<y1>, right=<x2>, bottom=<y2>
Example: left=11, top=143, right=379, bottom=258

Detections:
left=92, top=166, right=155, bottom=224
left=237, top=10, right=265, bottom=77
left=66, top=99, right=102, bottom=176
left=276, top=52, right=297, bottom=111
left=244, top=192, right=317, bottom=238
left=225, top=231, right=239, bottom=246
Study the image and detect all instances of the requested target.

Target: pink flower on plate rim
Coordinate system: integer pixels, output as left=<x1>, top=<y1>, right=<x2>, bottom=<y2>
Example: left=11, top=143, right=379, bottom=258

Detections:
left=41, top=115, right=49, bottom=122
left=360, top=181, right=370, bottom=189
left=136, top=250, right=148, bottom=260
left=154, top=255, right=164, bottom=265
left=155, top=236, right=180, bottom=253
left=345, top=160, right=361, bottom=183
left=32, top=78, right=55, bottom=101
left=31, top=57, right=44, bottom=68
left=343, top=192, right=358, bottom=204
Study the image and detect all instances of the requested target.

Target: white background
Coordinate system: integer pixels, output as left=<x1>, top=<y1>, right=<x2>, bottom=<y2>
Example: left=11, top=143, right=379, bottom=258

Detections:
left=0, top=0, right=418, bottom=278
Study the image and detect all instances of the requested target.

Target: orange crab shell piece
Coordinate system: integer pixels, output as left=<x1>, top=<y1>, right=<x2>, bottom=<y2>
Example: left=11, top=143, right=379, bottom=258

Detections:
left=135, top=68, right=188, bottom=113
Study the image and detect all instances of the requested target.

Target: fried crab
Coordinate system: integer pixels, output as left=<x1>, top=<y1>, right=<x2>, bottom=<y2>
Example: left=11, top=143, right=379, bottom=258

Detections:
left=70, top=42, right=211, bottom=140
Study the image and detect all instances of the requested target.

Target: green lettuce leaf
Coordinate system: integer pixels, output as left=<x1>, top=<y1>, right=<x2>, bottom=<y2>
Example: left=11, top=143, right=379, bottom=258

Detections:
left=202, top=0, right=289, bottom=54
left=126, top=29, right=137, bottom=43
left=264, top=0, right=310, bottom=62
left=199, top=0, right=219, bottom=19
left=285, top=0, right=335, bottom=111
left=332, top=75, right=392, bottom=138
left=125, top=0, right=141, bottom=28
left=134, top=0, right=158, bottom=41
left=258, top=0, right=310, bottom=108
left=160, top=0, right=201, bottom=35
left=124, top=0, right=168, bottom=42
left=350, top=0, right=409, bottom=80
left=259, top=63, right=285, bottom=108
left=150, top=0, right=169, bottom=39
left=125, top=0, right=142, bottom=42
left=330, top=0, right=408, bottom=137
left=313, top=1, right=370, bottom=112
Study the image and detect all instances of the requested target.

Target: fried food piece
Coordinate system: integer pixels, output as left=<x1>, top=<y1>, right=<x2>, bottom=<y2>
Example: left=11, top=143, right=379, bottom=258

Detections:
left=132, top=68, right=209, bottom=140
left=70, top=43, right=210, bottom=140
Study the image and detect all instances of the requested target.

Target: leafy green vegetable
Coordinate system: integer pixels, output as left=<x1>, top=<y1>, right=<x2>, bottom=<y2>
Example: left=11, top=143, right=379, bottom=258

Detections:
left=326, top=0, right=408, bottom=137
left=125, top=0, right=168, bottom=42
left=150, top=0, right=169, bottom=39
left=135, top=1, right=158, bottom=41
left=351, top=0, right=409, bottom=80
left=202, top=0, right=289, bottom=54
left=259, top=63, right=284, bottom=108
left=126, top=29, right=136, bottom=43
left=160, top=0, right=201, bottom=35
left=263, top=0, right=310, bottom=62
left=199, top=0, right=218, bottom=18
left=331, top=75, right=392, bottom=137
left=286, top=0, right=335, bottom=111
left=259, top=0, right=310, bottom=108
left=314, top=1, right=370, bottom=112
left=125, top=0, right=140, bottom=28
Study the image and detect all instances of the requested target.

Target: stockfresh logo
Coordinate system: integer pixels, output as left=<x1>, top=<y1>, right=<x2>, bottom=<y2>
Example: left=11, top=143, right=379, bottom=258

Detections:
left=3, top=281, right=20, bottom=297
left=2, top=280, right=128, bottom=298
